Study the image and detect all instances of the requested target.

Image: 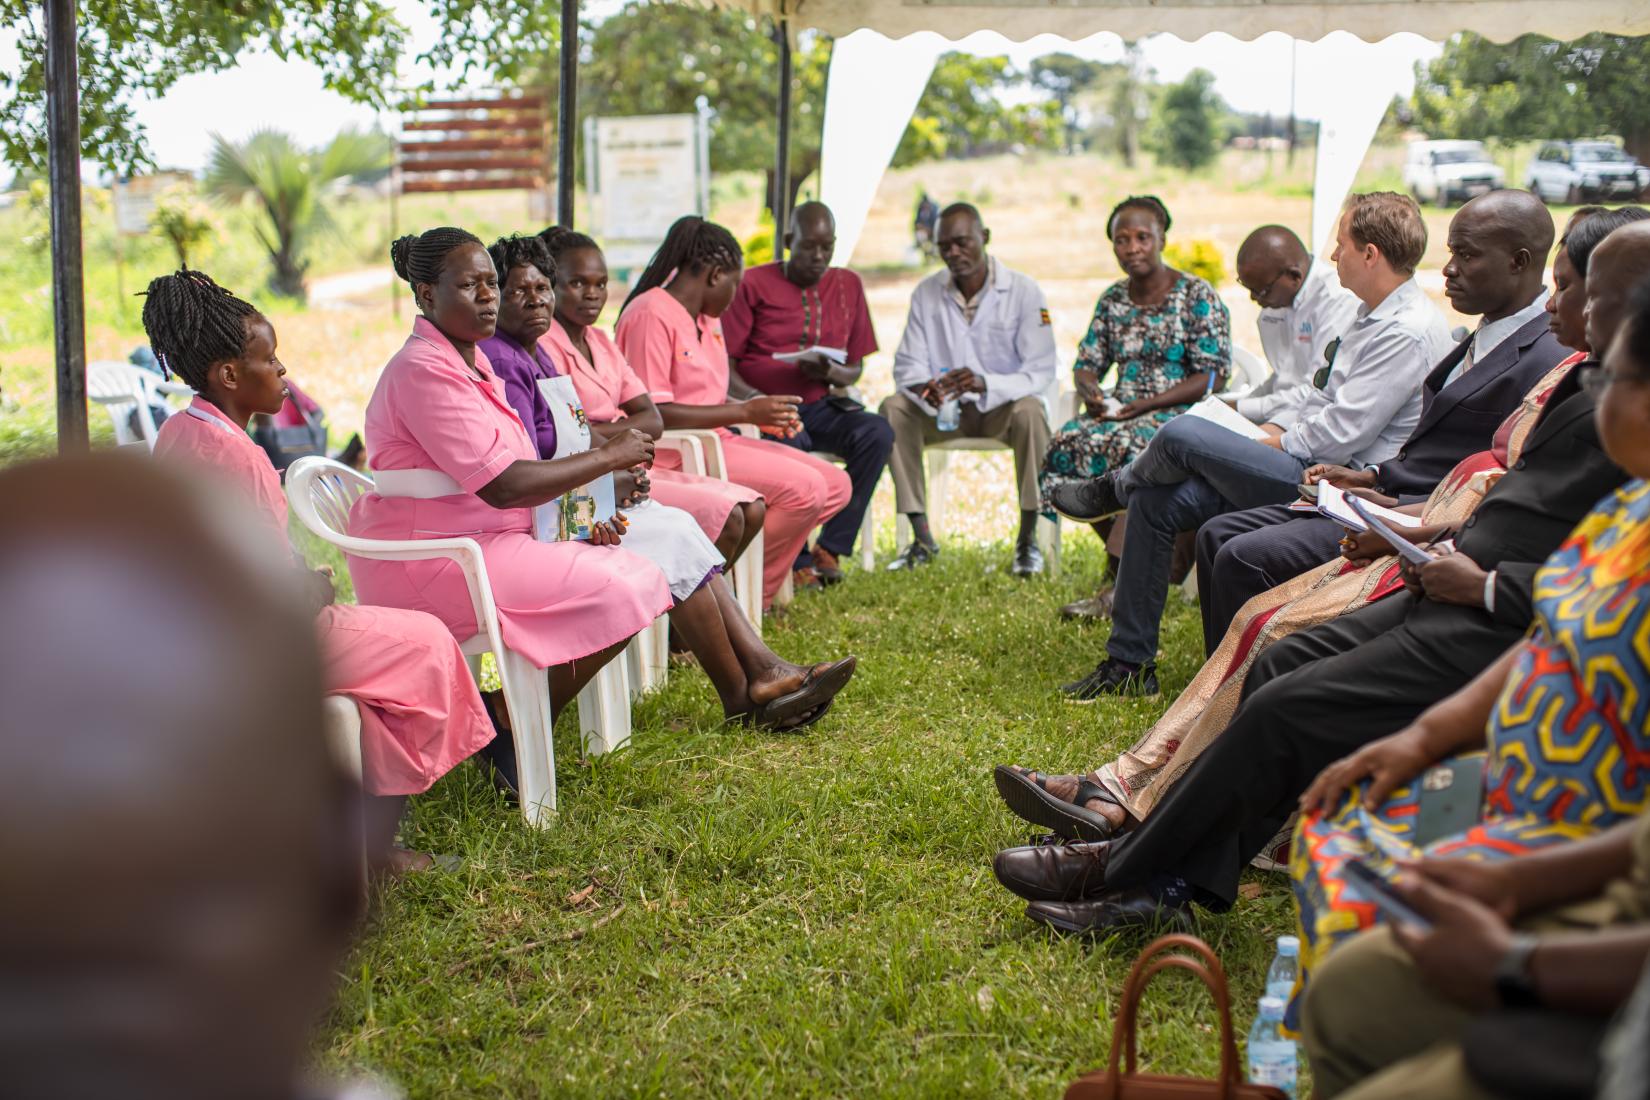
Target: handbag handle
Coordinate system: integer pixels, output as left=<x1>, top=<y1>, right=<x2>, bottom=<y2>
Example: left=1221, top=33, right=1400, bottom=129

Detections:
left=1101, top=934, right=1243, bottom=1099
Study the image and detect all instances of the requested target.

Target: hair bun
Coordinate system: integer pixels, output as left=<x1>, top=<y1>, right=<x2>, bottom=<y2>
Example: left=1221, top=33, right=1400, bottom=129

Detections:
left=389, top=235, right=415, bottom=281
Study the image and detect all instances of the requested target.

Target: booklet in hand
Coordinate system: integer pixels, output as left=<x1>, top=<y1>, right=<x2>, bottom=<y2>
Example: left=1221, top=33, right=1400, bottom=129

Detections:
left=775, top=346, right=848, bottom=365
left=1346, top=495, right=1435, bottom=567
left=1180, top=394, right=1271, bottom=441
left=1316, top=481, right=1423, bottom=531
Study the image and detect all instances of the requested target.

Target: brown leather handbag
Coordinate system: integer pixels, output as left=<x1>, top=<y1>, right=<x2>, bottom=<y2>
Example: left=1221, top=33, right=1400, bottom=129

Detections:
left=1063, top=934, right=1290, bottom=1100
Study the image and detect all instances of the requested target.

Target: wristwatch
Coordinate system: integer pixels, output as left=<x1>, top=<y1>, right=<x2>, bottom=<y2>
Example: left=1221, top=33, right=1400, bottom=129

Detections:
left=1494, top=933, right=1542, bottom=1008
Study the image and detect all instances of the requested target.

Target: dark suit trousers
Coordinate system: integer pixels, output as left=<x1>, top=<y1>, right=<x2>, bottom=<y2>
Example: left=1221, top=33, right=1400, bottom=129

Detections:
left=1103, top=590, right=1528, bottom=908
left=1195, top=505, right=1344, bottom=656
left=780, top=397, right=895, bottom=557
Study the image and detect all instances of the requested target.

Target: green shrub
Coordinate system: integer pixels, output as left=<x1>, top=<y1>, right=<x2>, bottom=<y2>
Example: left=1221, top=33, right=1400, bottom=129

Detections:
left=1163, top=238, right=1227, bottom=287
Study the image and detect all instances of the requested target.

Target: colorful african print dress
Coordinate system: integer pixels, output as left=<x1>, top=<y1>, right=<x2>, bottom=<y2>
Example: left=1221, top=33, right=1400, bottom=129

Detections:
left=1289, top=478, right=1650, bottom=1020
left=1037, top=273, right=1229, bottom=517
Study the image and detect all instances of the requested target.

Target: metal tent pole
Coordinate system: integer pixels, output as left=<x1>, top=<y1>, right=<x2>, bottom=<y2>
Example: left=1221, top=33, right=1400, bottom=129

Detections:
left=771, top=17, right=792, bottom=263
left=557, top=0, right=578, bottom=226
left=45, top=0, right=88, bottom=452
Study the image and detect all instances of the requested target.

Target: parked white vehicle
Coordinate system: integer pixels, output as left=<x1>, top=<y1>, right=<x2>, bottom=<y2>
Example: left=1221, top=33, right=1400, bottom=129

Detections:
left=1525, top=141, right=1644, bottom=204
left=1403, top=140, right=1504, bottom=206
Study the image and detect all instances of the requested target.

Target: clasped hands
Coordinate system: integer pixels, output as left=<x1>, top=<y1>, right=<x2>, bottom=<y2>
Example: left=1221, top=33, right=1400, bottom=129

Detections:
left=741, top=393, right=804, bottom=439
left=917, top=367, right=987, bottom=408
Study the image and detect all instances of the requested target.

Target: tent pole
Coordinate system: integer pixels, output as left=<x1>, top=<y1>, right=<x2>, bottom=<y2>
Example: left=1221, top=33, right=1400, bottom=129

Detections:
left=45, top=0, right=88, bottom=453
left=557, top=0, right=578, bottom=226
left=772, top=17, right=791, bottom=263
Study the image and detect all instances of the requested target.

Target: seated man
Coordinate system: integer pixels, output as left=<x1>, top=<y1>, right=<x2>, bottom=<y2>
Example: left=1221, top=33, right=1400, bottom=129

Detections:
left=1051, top=191, right=1453, bottom=698
left=1233, top=224, right=1362, bottom=415
left=1195, top=194, right=1613, bottom=655
left=881, top=202, right=1057, bottom=577
left=986, top=221, right=1650, bottom=935
left=0, top=455, right=366, bottom=1100
left=721, top=201, right=893, bottom=584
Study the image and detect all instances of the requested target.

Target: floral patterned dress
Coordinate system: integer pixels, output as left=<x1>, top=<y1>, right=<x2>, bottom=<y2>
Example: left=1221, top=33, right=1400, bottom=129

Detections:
left=1037, top=274, right=1230, bottom=516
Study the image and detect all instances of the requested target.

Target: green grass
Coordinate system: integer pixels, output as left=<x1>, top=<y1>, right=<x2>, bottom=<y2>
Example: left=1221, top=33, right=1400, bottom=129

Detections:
left=314, top=534, right=1299, bottom=1098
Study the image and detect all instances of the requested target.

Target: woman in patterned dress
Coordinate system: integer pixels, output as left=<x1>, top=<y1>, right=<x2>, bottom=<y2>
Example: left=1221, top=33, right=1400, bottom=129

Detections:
left=1037, top=195, right=1230, bottom=612
left=1288, top=272, right=1650, bottom=1022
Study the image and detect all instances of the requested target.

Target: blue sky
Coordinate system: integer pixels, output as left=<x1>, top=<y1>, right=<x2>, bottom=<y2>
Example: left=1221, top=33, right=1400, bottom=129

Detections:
left=119, top=2, right=1440, bottom=171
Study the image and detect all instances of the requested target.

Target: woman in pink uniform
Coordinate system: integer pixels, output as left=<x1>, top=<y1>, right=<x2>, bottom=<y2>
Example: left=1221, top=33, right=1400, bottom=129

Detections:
left=141, top=268, right=495, bottom=875
left=352, top=227, right=850, bottom=731
left=538, top=225, right=764, bottom=566
left=614, top=216, right=852, bottom=609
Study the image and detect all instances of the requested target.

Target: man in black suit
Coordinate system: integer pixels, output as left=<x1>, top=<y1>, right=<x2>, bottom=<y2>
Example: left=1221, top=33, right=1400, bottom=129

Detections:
left=989, top=220, right=1650, bottom=935
left=1195, top=190, right=1567, bottom=655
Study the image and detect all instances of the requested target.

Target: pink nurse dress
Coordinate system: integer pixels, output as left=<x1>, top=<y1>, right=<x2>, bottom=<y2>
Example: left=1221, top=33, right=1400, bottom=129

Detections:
left=154, top=395, right=495, bottom=796
left=348, top=317, right=671, bottom=668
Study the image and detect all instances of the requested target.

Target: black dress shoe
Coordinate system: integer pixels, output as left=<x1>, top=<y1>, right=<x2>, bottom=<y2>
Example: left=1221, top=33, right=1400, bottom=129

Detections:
left=1059, top=657, right=1159, bottom=702
left=992, top=839, right=1113, bottom=902
left=1011, top=541, right=1044, bottom=577
left=1047, top=472, right=1126, bottom=523
left=886, top=540, right=938, bottom=571
left=1025, top=887, right=1192, bottom=936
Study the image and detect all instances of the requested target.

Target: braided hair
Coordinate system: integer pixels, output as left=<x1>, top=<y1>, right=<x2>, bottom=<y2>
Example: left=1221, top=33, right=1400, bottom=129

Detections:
left=1107, top=195, right=1172, bottom=238
left=620, top=215, right=742, bottom=313
left=390, top=226, right=484, bottom=289
left=539, top=224, right=600, bottom=271
left=139, top=269, right=261, bottom=393
left=487, top=233, right=556, bottom=285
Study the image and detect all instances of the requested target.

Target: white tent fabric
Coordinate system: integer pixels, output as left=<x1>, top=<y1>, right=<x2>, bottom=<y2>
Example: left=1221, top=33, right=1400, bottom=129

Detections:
left=1307, top=36, right=1422, bottom=253
left=719, top=2, right=1650, bottom=43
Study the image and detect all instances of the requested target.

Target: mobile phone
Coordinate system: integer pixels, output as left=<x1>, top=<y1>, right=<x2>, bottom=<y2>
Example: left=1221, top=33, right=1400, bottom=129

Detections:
left=1342, top=860, right=1434, bottom=931
left=1413, top=757, right=1485, bottom=846
left=1296, top=482, right=1321, bottom=503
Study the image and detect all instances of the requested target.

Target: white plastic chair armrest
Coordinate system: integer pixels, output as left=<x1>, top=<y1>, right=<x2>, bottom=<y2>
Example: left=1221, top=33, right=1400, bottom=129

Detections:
left=731, top=423, right=760, bottom=440
left=662, top=428, right=729, bottom=480
left=654, top=433, right=709, bottom=478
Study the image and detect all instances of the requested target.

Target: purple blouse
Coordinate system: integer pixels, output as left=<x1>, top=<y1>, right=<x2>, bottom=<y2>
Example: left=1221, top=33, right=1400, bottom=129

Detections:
left=478, top=333, right=559, bottom=459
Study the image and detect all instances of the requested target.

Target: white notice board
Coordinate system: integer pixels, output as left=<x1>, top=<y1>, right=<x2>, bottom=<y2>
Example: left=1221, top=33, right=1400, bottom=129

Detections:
left=585, top=113, right=710, bottom=271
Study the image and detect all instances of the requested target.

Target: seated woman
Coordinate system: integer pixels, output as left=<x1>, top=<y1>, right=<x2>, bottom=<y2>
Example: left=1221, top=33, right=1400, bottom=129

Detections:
left=994, top=206, right=1612, bottom=841
left=142, top=268, right=495, bottom=874
left=536, top=224, right=763, bottom=566
left=1038, top=195, right=1231, bottom=618
left=1291, top=280, right=1650, bottom=1015
left=477, top=233, right=853, bottom=729
left=614, top=215, right=852, bottom=608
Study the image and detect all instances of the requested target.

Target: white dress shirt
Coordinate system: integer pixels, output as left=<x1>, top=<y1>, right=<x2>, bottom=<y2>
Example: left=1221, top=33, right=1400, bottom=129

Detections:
left=892, top=256, right=1058, bottom=416
left=1272, top=277, right=1454, bottom=467
left=1440, top=288, right=1551, bottom=388
left=1238, top=257, right=1361, bottom=423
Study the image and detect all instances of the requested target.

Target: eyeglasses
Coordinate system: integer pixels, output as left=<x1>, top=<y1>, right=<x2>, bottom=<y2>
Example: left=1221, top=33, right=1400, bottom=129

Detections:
left=1242, top=271, right=1286, bottom=305
left=1314, top=338, right=1342, bottom=389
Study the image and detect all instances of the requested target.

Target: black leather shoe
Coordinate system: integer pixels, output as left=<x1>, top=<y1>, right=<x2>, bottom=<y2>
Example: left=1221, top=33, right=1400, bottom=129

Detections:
left=992, top=839, right=1113, bottom=902
left=1025, top=887, right=1192, bottom=936
left=1059, top=657, right=1159, bottom=702
left=886, top=540, right=938, bottom=571
left=1047, top=473, right=1126, bottom=523
left=1011, top=541, right=1044, bottom=577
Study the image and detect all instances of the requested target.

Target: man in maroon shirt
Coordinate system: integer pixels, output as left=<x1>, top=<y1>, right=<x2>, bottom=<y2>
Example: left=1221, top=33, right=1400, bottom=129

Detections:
left=723, top=201, right=893, bottom=584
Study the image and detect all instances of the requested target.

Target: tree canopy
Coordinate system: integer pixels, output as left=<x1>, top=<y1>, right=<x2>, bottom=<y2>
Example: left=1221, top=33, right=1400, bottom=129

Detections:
left=1147, top=69, right=1224, bottom=172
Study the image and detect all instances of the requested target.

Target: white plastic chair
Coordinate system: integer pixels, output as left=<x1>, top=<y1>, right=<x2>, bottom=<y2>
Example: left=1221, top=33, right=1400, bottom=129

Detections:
left=86, top=360, right=194, bottom=448
left=286, top=456, right=634, bottom=827
left=626, top=617, right=670, bottom=695
left=656, top=428, right=766, bottom=631
left=1226, top=346, right=1269, bottom=401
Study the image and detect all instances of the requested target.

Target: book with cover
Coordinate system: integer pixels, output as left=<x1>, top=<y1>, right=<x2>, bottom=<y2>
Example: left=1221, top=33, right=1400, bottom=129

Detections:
left=774, top=346, right=848, bottom=365
left=1316, top=481, right=1424, bottom=531
left=1180, top=394, right=1271, bottom=441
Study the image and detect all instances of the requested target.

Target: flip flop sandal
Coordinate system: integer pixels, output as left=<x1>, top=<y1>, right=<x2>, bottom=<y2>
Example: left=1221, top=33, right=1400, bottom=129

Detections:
left=775, top=695, right=834, bottom=733
left=748, top=656, right=856, bottom=730
left=993, top=764, right=1122, bottom=842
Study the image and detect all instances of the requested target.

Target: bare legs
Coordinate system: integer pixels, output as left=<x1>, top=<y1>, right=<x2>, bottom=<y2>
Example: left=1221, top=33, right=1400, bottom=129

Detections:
left=548, top=636, right=635, bottom=724
left=668, top=574, right=813, bottom=717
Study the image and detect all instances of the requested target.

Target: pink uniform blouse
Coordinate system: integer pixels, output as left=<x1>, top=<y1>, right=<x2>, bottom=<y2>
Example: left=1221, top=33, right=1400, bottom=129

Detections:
left=155, top=396, right=292, bottom=544
left=540, top=320, right=647, bottom=424
left=613, top=287, right=732, bottom=408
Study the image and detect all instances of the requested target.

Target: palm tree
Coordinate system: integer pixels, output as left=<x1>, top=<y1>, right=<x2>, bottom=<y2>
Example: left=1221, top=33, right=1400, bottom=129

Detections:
left=205, top=128, right=392, bottom=299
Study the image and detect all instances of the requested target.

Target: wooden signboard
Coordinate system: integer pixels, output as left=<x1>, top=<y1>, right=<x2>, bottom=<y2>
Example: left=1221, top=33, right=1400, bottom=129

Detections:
left=396, top=92, right=552, bottom=196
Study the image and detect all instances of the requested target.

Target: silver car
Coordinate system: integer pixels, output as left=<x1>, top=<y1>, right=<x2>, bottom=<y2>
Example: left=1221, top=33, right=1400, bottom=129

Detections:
left=1526, top=141, right=1644, bottom=204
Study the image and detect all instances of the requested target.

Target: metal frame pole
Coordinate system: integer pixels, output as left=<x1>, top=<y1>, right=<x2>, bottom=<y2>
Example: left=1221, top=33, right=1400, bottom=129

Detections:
left=45, top=0, right=88, bottom=452
left=557, top=0, right=578, bottom=227
left=772, top=17, right=792, bottom=264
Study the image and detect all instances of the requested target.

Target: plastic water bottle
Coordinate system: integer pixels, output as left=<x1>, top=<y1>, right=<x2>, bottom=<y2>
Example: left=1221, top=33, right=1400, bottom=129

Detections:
left=935, top=366, right=961, bottom=432
left=1265, top=935, right=1300, bottom=1003
left=1247, top=996, right=1297, bottom=1098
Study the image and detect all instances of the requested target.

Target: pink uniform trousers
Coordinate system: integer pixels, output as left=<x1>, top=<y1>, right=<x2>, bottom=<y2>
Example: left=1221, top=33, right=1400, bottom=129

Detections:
left=719, top=434, right=850, bottom=607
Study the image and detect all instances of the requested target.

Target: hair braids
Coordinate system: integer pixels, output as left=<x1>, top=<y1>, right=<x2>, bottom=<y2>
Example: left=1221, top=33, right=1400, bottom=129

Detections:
left=390, top=226, right=484, bottom=288
left=620, top=215, right=742, bottom=313
left=538, top=225, right=600, bottom=272
left=1107, top=195, right=1172, bottom=238
left=139, top=269, right=261, bottom=393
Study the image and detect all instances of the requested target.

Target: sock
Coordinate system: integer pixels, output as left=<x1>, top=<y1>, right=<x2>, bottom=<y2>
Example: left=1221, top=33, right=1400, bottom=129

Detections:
left=907, top=513, right=935, bottom=547
left=1144, top=873, right=1193, bottom=908
left=1016, top=509, right=1039, bottom=547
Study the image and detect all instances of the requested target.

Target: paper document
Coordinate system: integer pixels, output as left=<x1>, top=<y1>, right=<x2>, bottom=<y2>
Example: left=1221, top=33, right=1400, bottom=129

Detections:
left=1347, top=496, right=1435, bottom=567
left=1180, top=394, right=1271, bottom=441
left=775, top=346, right=848, bottom=365
left=1316, top=481, right=1423, bottom=531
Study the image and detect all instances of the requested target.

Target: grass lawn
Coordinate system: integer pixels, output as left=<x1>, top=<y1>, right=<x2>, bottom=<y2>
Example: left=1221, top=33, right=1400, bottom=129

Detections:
left=312, top=533, right=1301, bottom=1098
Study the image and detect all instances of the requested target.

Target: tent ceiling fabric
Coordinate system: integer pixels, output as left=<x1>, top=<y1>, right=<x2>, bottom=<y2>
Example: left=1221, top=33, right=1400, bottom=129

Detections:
left=706, top=1, right=1650, bottom=42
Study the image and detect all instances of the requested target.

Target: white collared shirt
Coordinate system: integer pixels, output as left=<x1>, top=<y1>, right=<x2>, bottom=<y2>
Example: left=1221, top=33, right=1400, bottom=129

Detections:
left=1240, top=257, right=1361, bottom=422
left=1441, top=288, right=1551, bottom=388
left=1275, top=277, right=1454, bottom=467
left=892, top=255, right=1058, bottom=415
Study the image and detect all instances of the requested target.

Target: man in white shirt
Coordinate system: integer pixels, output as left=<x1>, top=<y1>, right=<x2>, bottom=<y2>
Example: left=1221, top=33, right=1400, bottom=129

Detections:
left=1232, top=225, right=1362, bottom=418
left=882, top=203, right=1058, bottom=576
left=1051, top=192, right=1453, bottom=699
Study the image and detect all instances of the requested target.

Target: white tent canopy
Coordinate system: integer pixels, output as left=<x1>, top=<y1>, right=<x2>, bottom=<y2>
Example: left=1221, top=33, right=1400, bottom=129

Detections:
left=712, top=1, right=1650, bottom=263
